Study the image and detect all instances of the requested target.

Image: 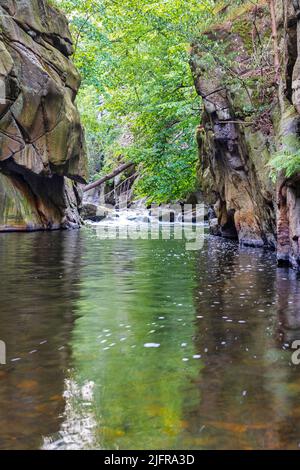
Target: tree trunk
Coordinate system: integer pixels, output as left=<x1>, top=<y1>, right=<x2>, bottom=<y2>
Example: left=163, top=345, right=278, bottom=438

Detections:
left=268, top=0, right=281, bottom=84
left=84, top=162, right=134, bottom=192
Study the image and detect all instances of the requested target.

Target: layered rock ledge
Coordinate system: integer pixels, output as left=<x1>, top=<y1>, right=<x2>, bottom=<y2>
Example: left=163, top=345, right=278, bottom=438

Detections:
left=0, top=0, right=87, bottom=231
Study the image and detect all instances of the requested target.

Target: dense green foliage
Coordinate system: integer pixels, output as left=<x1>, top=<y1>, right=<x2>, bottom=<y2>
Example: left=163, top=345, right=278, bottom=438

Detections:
left=50, top=0, right=296, bottom=197
left=50, top=0, right=217, bottom=202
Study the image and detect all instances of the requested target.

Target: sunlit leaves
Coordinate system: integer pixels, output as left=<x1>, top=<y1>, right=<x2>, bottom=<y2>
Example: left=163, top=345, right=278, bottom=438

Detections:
left=50, top=0, right=216, bottom=201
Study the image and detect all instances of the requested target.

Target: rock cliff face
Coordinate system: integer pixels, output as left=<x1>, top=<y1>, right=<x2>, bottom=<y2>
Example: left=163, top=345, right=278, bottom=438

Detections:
left=0, top=0, right=87, bottom=231
left=276, top=1, right=300, bottom=270
left=191, top=0, right=300, bottom=270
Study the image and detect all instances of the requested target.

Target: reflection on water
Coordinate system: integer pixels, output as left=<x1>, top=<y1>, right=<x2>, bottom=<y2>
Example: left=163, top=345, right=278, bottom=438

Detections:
left=0, top=228, right=300, bottom=449
left=0, top=231, right=82, bottom=450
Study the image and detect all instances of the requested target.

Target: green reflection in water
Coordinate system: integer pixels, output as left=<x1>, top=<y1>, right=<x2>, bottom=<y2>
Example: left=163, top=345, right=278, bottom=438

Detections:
left=69, top=231, right=203, bottom=449
left=2, top=228, right=300, bottom=450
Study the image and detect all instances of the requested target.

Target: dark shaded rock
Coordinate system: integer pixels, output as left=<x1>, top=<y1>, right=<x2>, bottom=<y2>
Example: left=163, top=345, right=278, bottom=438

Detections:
left=209, top=217, right=221, bottom=237
left=80, top=203, right=106, bottom=222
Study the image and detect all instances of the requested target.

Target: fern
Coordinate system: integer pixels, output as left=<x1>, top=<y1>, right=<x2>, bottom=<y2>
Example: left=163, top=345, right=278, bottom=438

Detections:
left=268, top=137, right=300, bottom=182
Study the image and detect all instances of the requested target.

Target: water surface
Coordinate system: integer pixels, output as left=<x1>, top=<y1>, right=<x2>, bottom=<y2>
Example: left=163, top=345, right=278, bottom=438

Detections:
left=0, top=227, right=300, bottom=450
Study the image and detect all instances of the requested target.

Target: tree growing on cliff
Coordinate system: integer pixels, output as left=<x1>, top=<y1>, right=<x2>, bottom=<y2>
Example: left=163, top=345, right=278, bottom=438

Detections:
left=267, top=0, right=281, bottom=85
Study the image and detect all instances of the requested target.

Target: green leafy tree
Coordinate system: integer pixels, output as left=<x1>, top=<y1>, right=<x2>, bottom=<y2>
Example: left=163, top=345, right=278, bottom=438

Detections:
left=50, top=0, right=287, bottom=198
left=50, top=0, right=216, bottom=202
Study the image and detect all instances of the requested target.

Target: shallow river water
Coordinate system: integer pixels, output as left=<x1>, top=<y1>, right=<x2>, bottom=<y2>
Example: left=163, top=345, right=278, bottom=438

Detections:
left=0, top=226, right=300, bottom=450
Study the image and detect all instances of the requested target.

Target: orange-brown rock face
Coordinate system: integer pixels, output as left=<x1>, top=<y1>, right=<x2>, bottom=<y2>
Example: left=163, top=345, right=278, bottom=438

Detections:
left=191, top=0, right=300, bottom=270
left=277, top=176, right=300, bottom=269
left=276, top=1, right=300, bottom=270
left=0, top=0, right=87, bottom=231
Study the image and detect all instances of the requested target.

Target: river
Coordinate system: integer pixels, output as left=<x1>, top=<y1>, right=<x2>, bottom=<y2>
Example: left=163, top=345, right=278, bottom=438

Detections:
left=0, top=225, right=300, bottom=450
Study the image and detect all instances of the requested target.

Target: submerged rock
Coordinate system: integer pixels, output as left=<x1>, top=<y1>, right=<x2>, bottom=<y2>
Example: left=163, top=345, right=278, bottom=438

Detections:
left=0, top=0, right=87, bottom=231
